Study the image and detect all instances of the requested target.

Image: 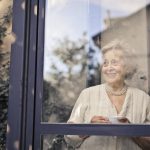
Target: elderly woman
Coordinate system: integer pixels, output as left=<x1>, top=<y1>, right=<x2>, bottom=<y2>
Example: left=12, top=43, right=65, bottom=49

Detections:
left=65, top=40, right=150, bottom=150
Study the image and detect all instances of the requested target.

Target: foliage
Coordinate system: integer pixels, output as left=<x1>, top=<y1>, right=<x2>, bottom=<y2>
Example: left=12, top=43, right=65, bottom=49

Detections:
left=43, top=80, right=72, bottom=122
left=48, top=35, right=88, bottom=84
left=0, top=0, right=12, bottom=149
left=43, top=34, right=100, bottom=149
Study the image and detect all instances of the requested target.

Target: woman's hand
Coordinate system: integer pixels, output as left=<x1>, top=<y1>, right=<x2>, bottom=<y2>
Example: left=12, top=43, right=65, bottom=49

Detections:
left=108, top=116, right=130, bottom=124
left=117, top=117, right=130, bottom=123
left=67, top=121, right=89, bottom=140
left=79, top=116, right=110, bottom=139
left=90, top=116, right=110, bottom=123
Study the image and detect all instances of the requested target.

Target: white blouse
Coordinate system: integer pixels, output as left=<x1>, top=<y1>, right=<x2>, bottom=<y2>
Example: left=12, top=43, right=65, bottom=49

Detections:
left=65, top=84, right=150, bottom=150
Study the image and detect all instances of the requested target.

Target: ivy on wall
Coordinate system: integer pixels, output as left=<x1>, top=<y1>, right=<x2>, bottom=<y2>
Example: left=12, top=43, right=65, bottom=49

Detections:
left=0, top=0, right=13, bottom=149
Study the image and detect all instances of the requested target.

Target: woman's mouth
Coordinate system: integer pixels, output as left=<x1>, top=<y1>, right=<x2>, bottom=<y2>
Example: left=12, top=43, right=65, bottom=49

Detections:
left=106, top=73, right=117, bottom=78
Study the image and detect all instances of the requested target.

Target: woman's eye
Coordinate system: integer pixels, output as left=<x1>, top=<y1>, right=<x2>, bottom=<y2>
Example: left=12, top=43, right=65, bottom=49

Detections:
left=111, top=60, right=119, bottom=65
left=103, top=61, right=108, bottom=66
left=103, top=60, right=120, bottom=66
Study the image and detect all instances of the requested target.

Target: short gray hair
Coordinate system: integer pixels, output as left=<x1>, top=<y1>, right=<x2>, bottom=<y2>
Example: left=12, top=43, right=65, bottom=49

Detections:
left=101, top=39, right=137, bottom=79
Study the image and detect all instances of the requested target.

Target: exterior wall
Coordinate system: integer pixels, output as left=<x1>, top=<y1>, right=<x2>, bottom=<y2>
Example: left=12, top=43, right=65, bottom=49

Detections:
left=97, top=7, right=149, bottom=93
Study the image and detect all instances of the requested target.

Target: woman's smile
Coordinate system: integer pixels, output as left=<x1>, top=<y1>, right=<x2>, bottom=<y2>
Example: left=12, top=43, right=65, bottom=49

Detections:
left=106, top=73, right=117, bottom=77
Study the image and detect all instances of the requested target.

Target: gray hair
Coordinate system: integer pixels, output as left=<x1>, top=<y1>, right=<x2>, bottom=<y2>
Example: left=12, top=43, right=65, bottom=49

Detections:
left=101, top=39, right=137, bottom=79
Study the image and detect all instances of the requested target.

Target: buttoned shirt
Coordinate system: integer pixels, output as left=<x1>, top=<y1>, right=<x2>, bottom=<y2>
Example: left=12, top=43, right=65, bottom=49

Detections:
left=65, top=84, right=150, bottom=150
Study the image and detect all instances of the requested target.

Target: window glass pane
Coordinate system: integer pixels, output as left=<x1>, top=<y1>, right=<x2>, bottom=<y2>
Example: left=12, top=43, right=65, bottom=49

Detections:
left=43, top=0, right=150, bottom=124
left=43, top=0, right=89, bottom=123
left=41, top=134, right=150, bottom=150
left=97, top=0, right=149, bottom=93
left=0, top=0, right=14, bottom=149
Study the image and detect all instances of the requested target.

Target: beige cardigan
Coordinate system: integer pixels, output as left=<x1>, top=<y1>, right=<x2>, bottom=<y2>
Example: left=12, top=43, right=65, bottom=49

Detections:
left=65, top=84, right=150, bottom=150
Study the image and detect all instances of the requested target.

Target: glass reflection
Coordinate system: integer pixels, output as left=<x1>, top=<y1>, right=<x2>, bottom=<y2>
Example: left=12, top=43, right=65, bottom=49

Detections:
left=42, top=135, right=150, bottom=150
left=43, top=0, right=150, bottom=124
left=43, top=0, right=90, bottom=123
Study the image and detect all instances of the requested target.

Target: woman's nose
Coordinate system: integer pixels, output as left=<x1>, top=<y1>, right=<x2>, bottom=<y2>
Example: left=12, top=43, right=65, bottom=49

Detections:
left=107, top=63, right=115, bottom=71
left=107, top=62, right=114, bottom=68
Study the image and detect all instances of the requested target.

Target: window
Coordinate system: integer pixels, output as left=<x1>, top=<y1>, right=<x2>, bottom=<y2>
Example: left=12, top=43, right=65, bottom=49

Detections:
left=37, top=0, right=150, bottom=149
left=7, top=0, right=150, bottom=149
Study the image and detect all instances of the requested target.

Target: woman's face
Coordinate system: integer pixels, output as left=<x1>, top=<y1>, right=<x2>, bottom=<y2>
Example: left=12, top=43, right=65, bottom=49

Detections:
left=102, top=50, right=126, bottom=85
